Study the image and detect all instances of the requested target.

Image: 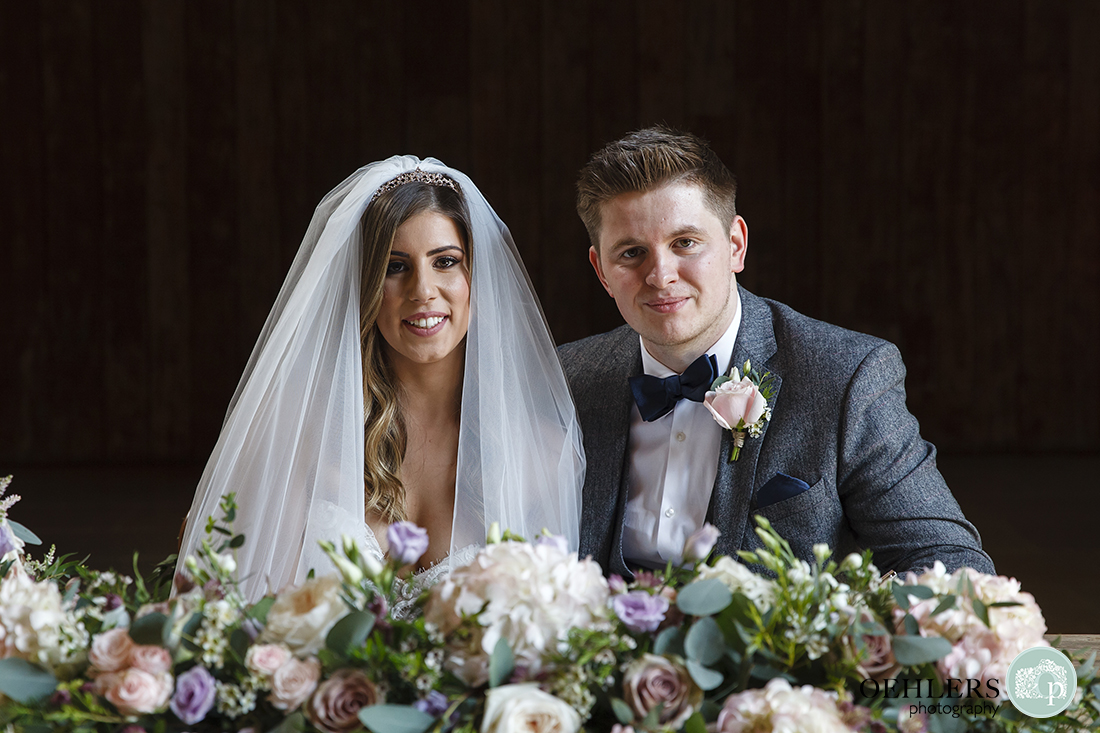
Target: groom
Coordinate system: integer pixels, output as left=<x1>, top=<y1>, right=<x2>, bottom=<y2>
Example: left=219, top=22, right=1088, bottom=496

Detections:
left=559, top=127, right=993, bottom=578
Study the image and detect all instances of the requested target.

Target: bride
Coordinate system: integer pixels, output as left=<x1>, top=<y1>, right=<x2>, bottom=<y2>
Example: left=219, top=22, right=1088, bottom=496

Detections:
left=176, top=157, right=585, bottom=602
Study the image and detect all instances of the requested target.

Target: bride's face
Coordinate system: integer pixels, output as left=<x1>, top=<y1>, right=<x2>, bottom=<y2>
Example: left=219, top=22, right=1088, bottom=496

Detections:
left=377, top=210, right=471, bottom=366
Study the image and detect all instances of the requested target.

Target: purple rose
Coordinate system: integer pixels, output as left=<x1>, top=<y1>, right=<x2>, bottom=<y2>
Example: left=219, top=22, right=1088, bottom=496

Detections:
left=0, top=523, right=19, bottom=558
left=170, top=665, right=216, bottom=725
left=612, top=590, right=670, bottom=634
left=387, top=521, right=429, bottom=565
left=414, top=690, right=450, bottom=718
left=682, top=523, right=720, bottom=563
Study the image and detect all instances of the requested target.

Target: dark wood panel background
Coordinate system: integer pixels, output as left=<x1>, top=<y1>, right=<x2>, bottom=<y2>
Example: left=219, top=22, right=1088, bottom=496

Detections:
left=2, top=1, right=1098, bottom=464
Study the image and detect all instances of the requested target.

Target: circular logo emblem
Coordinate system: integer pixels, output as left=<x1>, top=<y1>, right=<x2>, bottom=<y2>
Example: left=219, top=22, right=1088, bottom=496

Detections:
left=1006, top=646, right=1077, bottom=718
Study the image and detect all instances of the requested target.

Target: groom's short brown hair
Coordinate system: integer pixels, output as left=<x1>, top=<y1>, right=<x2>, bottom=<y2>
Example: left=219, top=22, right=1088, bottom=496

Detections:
left=576, top=126, right=738, bottom=249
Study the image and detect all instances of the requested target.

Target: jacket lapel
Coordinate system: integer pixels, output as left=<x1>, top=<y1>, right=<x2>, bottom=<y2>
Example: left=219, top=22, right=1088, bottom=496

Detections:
left=579, top=326, right=641, bottom=577
left=707, top=287, right=782, bottom=558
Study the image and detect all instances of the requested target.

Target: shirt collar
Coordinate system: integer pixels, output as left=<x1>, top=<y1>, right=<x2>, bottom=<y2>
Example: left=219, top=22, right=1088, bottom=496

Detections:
left=639, top=289, right=742, bottom=378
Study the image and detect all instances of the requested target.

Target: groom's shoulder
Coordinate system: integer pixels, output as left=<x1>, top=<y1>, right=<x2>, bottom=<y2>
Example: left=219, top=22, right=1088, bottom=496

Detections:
left=557, top=324, right=637, bottom=379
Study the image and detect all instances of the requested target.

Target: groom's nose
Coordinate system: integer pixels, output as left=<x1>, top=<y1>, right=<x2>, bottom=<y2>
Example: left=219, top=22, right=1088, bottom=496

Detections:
left=644, top=249, right=678, bottom=289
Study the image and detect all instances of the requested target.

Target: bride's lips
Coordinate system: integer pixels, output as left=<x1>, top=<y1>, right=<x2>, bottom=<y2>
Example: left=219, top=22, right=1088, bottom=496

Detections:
left=645, top=297, right=689, bottom=314
left=402, top=311, right=449, bottom=336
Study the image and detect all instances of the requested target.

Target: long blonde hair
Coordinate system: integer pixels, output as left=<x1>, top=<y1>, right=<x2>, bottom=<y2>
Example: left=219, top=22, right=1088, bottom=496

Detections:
left=359, top=181, right=471, bottom=523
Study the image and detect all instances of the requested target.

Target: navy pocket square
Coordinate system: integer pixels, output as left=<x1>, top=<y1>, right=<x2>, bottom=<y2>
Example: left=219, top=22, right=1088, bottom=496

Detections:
left=756, top=473, right=811, bottom=509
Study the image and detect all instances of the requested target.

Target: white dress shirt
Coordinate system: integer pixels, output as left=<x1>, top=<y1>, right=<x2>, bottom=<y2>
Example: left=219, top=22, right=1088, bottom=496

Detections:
left=621, top=292, right=742, bottom=569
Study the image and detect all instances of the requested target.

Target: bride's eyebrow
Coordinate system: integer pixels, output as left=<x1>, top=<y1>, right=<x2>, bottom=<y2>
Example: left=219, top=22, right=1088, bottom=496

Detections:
left=389, top=246, right=464, bottom=258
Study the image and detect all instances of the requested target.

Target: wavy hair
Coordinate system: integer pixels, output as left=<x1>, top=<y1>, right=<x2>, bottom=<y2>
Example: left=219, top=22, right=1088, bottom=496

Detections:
left=359, top=180, right=471, bottom=523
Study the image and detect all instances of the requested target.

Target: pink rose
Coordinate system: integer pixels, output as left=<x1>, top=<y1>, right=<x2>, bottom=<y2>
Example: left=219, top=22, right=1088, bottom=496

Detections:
left=245, top=643, right=291, bottom=678
left=306, top=669, right=381, bottom=733
left=129, top=645, right=173, bottom=675
left=682, top=523, right=721, bottom=563
left=269, top=657, right=322, bottom=711
left=704, top=377, right=766, bottom=430
left=622, top=654, right=701, bottom=729
left=104, top=668, right=173, bottom=715
left=89, top=628, right=135, bottom=673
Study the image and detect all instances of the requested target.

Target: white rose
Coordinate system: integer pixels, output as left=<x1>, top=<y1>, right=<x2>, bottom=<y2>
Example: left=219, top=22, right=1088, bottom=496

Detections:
left=104, top=668, right=173, bottom=715
left=260, top=576, right=346, bottom=656
left=89, top=627, right=135, bottom=673
left=246, top=643, right=292, bottom=678
left=481, top=684, right=581, bottom=733
left=269, top=656, right=321, bottom=711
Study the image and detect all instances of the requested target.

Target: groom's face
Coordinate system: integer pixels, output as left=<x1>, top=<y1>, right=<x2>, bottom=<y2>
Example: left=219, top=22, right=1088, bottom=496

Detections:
left=589, top=181, right=747, bottom=371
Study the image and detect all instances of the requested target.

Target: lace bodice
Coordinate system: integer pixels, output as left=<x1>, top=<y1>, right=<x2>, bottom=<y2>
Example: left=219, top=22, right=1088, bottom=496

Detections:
left=306, top=500, right=476, bottom=618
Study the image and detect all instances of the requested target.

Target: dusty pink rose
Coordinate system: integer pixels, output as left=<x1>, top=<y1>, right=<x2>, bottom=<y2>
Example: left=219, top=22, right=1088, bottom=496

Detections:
left=89, top=628, right=135, bottom=673
left=129, top=645, right=173, bottom=675
left=704, top=377, right=766, bottom=430
left=269, top=657, right=322, bottom=711
left=305, top=668, right=381, bottom=733
left=848, top=612, right=900, bottom=682
left=245, top=643, right=292, bottom=678
left=622, top=654, right=701, bottom=729
left=104, top=668, right=173, bottom=715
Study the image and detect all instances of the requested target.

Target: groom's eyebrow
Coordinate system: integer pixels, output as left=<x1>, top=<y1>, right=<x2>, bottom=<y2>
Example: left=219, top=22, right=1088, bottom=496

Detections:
left=608, top=225, right=707, bottom=253
left=389, top=245, right=464, bottom=258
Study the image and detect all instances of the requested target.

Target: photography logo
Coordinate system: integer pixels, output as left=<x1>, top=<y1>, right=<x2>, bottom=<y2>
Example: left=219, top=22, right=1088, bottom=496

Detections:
left=1006, top=646, right=1077, bottom=718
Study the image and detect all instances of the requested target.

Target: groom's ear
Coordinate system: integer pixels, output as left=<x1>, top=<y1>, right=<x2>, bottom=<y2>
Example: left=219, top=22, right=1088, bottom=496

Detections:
left=588, top=246, right=614, bottom=297
left=729, top=215, right=748, bottom=274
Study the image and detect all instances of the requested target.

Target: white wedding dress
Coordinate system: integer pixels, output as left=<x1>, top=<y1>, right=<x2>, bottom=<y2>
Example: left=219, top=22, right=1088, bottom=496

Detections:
left=177, top=157, right=585, bottom=603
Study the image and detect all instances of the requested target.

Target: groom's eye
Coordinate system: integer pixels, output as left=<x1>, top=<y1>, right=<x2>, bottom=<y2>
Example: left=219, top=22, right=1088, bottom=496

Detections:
left=674, top=238, right=697, bottom=249
left=621, top=247, right=643, bottom=260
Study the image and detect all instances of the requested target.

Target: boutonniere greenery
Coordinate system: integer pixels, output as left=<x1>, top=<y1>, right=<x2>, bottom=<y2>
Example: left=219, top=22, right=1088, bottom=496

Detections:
left=703, top=359, right=776, bottom=461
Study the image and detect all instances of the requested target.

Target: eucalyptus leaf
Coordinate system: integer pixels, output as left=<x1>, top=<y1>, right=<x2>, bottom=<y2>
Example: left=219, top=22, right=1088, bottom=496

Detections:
left=0, top=658, right=57, bottom=703
left=683, top=711, right=708, bottom=733
left=267, top=711, right=307, bottom=733
left=972, top=598, right=990, bottom=628
left=893, top=635, right=952, bottom=666
left=489, top=637, right=515, bottom=688
left=928, top=710, right=968, bottom=733
left=677, top=579, right=733, bottom=616
left=248, top=596, right=275, bottom=623
left=653, top=626, right=685, bottom=657
left=687, top=659, right=724, bottom=690
left=129, top=612, right=168, bottom=645
left=358, top=705, right=435, bottom=733
left=8, top=520, right=41, bottom=545
left=611, top=698, right=634, bottom=725
left=903, top=613, right=920, bottom=637
left=892, top=582, right=911, bottom=611
left=930, top=595, right=957, bottom=618
left=685, top=616, right=726, bottom=666
left=900, top=584, right=935, bottom=600
left=325, top=610, right=376, bottom=656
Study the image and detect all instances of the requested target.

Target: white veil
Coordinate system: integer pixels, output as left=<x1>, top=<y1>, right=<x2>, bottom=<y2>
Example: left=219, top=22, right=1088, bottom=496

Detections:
left=176, top=156, right=585, bottom=601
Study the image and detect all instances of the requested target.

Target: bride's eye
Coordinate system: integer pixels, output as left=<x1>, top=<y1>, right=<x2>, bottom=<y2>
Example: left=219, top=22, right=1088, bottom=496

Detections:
left=435, top=255, right=461, bottom=269
left=386, top=260, right=406, bottom=275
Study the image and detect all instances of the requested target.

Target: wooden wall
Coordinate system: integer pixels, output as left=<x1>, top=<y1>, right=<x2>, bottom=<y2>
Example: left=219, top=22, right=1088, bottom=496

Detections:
left=2, top=1, right=1099, bottom=465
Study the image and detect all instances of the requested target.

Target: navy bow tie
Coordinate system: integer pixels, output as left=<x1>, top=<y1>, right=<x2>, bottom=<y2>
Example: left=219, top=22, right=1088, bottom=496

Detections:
left=629, top=353, right=719, bottom=422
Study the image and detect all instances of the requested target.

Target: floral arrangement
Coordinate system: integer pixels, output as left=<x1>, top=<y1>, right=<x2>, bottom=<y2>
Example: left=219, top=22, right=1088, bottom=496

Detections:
left=0, top=474, right=1096, bottom=733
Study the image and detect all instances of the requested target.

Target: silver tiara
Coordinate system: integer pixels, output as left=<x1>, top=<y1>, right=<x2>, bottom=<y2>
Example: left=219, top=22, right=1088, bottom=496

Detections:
left=371, top=169, right=460, bottom=200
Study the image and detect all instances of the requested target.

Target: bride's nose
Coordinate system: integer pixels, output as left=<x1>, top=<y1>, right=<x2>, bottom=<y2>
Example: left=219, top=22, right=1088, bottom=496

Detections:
left=409, top=266, right=439, bottom=302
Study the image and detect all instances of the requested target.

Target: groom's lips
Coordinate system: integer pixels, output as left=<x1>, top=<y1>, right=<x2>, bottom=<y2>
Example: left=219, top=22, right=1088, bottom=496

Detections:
left=646, top=297, right=689, bottom=314
left=402, top=311, right=448, bottom=336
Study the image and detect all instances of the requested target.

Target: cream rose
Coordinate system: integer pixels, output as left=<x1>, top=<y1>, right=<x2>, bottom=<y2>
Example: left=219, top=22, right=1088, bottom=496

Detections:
left=704, top=376, right=766, bottom=430
left=269, top=657, right=322, bottom=711
left=128, top=644, right=173, bottom=675
left=103, top=668, right=173, bottom=715
left=246, top=643, right=292, bottom=678
left=622, top=654, right=702, bottom=729
left=89, top=627, right=135, bottom=673
left=305, top=668, right=380, bottom=733
left=481, top=683, right=581, bottom=733
left=261, top=576, right=346, bottom=656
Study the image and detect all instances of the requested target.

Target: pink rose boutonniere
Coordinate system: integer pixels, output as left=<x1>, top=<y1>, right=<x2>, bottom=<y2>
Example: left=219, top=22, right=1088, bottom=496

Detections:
left=703, top=360, right=776, bottom=462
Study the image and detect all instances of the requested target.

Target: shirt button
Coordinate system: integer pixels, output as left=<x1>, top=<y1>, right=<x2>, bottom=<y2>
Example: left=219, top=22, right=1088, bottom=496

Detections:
left=664, top=507, right=675, bottom=518
left=675, top=432, right=686, bottom=442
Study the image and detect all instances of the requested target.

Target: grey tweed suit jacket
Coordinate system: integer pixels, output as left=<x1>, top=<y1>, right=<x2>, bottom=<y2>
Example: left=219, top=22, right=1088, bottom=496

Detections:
left=557, top=286, right=994, bottom=578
